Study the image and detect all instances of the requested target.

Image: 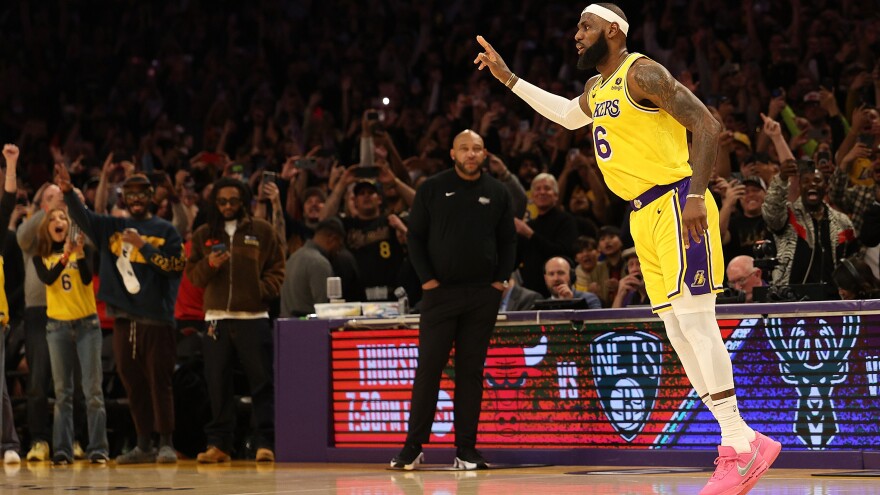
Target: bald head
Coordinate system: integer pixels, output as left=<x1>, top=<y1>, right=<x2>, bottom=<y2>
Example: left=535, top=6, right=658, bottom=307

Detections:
left=728, top=255, right=755, bottom=273
left=726, top=255, right=762, bottom=301
left=450, top=129, right=486, bottom=180
left=453, top=129, right=484, bottom=148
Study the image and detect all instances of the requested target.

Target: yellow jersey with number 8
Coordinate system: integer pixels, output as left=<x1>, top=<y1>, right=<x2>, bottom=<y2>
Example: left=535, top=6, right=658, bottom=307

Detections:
left=589, top=53, right=692, bottom=201
left=43, top=252, right=97, bottom=321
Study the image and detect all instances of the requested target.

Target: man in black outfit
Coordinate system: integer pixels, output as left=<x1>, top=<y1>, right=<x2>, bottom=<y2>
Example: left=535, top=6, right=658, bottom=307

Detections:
left=514, top=173, right=578, bottom=296
left=390, top=129, right=516, bottom=470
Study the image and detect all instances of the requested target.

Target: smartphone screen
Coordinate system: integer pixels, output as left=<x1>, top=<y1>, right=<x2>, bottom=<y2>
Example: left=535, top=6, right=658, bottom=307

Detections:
left=211, top=243, right=227, bottom=254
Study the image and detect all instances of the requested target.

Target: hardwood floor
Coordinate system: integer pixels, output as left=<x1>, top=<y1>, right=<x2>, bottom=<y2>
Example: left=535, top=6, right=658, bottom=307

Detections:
left=2, top=462, right=878, bottom=494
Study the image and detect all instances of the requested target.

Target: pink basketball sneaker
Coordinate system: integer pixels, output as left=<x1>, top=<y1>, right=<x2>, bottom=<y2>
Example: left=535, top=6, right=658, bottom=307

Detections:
left=738, top=431, right=782, bottom=495
left=699, top=444, right=768, bottom=495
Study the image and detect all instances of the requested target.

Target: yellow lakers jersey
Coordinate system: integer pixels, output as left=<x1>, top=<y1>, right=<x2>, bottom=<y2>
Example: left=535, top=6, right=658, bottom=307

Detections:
left=589, top=53, right=692, bottom=200
left=44, top=253, right=97, bottom=321
left=0, top=256, right=7, bottom=325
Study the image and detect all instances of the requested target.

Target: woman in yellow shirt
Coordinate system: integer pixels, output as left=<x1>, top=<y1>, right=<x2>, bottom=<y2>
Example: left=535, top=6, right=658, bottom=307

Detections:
left=33, top=208, right=108, bottom=464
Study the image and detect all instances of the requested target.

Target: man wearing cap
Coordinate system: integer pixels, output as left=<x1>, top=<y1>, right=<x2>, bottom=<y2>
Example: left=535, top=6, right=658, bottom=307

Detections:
left=186, top=177, right=285, bottom=463
left=55, top=166, right=185, bottom=464
left=322, top=169, right=405, bottom=302
left=738, top=153, right=779, bottom=189
left=286, top=186, right=326, bottom=250
left=280, top=218, right=345, bottom=317
left=477, top=3, right=779, bottom=492
left=730, top=132, right=752, bottom=166
left=719, top=175, right=769, bottom=263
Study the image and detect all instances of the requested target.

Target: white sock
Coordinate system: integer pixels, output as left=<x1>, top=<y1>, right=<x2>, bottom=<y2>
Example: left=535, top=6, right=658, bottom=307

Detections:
left=116, top=242, right=141, bottom=294
left=713, top=395, right=754, bottom=453
left=701, top=393, right=714, bottom=412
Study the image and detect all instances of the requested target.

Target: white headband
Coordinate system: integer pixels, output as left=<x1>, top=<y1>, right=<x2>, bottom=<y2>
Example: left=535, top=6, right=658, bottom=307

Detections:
left=582, top=5, right=629, bottom=36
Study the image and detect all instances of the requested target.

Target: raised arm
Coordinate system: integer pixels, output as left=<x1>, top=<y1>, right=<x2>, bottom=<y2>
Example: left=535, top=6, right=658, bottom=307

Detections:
left=475, top=36, right=594, bottom=130
left=627, top=59, right=722, bottom=246
left=0, top=145, right=20, bottom=253
left=319, top=166, right=356, bottom=221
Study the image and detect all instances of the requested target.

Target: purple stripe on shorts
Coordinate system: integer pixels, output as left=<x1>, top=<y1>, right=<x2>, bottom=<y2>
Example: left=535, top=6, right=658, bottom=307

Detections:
left=678, top=184, right=714, bottom=297
left=668, top=193, right=686, bottom=299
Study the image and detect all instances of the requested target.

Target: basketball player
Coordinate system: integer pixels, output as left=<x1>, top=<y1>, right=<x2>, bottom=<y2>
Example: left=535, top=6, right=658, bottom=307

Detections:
left=476, top=4, right=779, bottom=494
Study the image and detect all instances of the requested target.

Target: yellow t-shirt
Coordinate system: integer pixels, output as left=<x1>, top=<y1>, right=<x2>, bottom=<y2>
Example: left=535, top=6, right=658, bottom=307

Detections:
left=0, top=256, right=7, bottom=325
left=848, top=157, right=875, bottom=187
left=44, top=252, right=97, bottom=321
left=589, top=53, right=692, bottom=200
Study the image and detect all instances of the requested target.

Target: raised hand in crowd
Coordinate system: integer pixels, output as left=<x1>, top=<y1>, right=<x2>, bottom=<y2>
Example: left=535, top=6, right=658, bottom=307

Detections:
left=818, top=86, right=840, bottom=117
left=762, top=113, right=782, bottom=140
left=54, top=163, right=73, bottom=193
left=486, top=153, right=511, bottom=180
left=721, top=178, right=745, bottom=209
left=3, top=143, right=20, bottom=170
left=840, top=142, right=872, bottom=171
left=280, top=155, right=301, bottom=182
left=778, top=159, right=799, bottom=182
left=767, top=90, right=787, bottom=120
left=9, top=203, right=28, bottom=229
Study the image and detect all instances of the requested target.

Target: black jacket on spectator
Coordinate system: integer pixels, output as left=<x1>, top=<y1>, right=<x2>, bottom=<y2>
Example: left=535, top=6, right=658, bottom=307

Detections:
left=862, top=201, right=880, bottom=248
left=518, top=208, right=578, bottom=296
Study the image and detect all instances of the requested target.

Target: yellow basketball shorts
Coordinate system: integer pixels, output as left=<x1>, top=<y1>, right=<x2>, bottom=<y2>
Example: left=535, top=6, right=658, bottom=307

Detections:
left=628, top=178, right=725, bottom=313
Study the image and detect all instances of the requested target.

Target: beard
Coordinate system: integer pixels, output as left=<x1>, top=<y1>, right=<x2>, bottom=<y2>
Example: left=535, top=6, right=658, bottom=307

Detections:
left=577, top=35, right=609, bottom=70
left=222, top=208, right=244, bottom=221
left=454, top=159, right=481, bottom=178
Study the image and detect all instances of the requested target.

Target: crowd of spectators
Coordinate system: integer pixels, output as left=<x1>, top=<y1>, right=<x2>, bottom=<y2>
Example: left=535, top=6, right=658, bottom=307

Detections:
left=1, top=0, right=880, bottom=459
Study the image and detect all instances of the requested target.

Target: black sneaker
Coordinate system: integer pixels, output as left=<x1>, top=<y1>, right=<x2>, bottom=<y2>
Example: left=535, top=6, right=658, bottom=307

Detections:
left=51, top=453, right=72, bottom=466
left=454, top=447, right=488, bottom=470
left=390, top=444, right=423, bottom=470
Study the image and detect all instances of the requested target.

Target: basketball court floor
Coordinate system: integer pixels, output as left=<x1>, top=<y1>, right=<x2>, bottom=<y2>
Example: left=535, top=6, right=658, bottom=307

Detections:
left=2, top=462, right=878, bottom=494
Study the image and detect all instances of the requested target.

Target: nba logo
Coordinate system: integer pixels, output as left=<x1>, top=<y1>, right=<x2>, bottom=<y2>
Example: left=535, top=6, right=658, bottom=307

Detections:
left=633, top=199, right=642, bottom=209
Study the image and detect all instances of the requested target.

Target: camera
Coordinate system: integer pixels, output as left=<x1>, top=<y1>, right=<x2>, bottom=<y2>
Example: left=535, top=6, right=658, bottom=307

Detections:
left=717, top=287, right=746, bottom=305
left=752, top=239, right=778, bottom=274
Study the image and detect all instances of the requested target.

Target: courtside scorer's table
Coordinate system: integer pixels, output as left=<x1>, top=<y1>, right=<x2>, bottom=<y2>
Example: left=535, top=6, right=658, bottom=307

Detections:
left=275, top=299, right=880, bottom=469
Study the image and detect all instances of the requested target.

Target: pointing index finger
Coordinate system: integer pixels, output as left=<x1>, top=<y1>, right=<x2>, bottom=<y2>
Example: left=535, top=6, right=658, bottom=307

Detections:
left=476, top=35, right=493, bottom=53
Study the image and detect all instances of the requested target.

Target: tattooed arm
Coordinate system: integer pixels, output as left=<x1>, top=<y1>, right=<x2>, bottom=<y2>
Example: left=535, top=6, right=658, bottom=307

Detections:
left=627, top=58, right=722, bottom=247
